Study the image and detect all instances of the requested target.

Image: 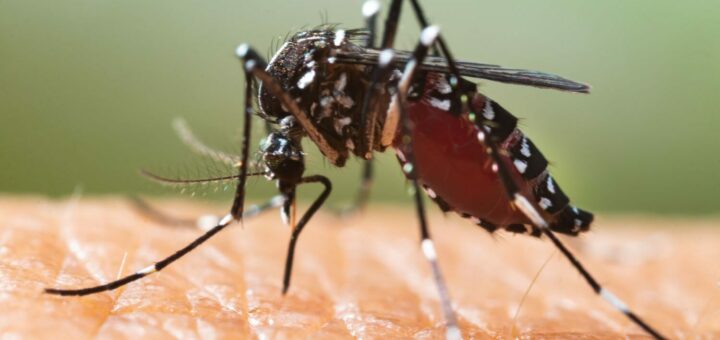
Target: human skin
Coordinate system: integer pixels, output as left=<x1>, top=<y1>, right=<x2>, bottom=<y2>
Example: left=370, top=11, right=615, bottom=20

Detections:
left=1, top=197, right=717, bottom=338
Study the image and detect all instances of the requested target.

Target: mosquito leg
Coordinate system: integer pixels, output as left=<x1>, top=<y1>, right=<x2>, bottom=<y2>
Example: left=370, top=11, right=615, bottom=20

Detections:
left=482, top=134, right=667, bottom=338
left=281, top=175, right=332, bottom=294
left=356, top=0, right=379, bottom=202
left=45, top=208, right=237, bottom=296
left=46, top=48, right=266, bottom=296
left=279, top=184, right=296, bottom=227
left=362, top=0, right=380, bottom=48
left=227, top=54, right=256, bottom=222
left=379, top=0, right=403, bottom=49
left=46, top=193, right=284, bottom=296
left=352, top=161, right=373, bottom=212
left=391, top=26, right=461, bottom=339
left=400, top=0, right=468, bottom=113
left=405, top=0, right=461, bottom=87
left=235, top=45, right=343, bottom=166
left=468, top=100, right=667, bottom=340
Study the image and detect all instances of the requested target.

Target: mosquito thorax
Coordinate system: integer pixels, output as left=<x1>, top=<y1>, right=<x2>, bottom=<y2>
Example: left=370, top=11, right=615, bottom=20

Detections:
left=259, top=28, right=392, bottom=166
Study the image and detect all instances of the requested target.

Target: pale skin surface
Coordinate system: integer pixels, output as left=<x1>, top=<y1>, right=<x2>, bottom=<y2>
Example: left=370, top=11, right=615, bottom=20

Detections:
left=1, top=196, right=718, bottom=339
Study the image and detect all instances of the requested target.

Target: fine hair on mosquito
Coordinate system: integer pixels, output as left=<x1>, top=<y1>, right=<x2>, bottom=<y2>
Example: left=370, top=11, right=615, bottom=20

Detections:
left=138, top=118, right=243, bottom=198
left=45, top=1, right=667, bottom=338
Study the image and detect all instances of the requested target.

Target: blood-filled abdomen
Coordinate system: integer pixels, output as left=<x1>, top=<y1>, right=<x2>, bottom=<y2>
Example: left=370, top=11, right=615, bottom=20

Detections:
left=393, top=73, right=593, bottom=236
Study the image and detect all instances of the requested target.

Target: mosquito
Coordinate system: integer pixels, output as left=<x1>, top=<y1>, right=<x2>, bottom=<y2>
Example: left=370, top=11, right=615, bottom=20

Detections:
left=46, top=0, right=667, bottom=338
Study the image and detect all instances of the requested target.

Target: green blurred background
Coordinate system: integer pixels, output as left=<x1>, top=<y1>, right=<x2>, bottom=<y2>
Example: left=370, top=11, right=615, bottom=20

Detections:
left=1, top=0, right=718, bottom=215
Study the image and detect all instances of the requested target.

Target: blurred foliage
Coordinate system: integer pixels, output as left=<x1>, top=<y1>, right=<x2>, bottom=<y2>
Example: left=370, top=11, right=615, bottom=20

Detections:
left=0, top=0, right=718, bottom=215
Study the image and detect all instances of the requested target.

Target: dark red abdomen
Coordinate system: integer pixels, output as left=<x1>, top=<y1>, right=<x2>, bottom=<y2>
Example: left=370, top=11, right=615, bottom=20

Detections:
left=394, top=97, right=531, bottom=226
left=391, top=73, right=593, bottom=236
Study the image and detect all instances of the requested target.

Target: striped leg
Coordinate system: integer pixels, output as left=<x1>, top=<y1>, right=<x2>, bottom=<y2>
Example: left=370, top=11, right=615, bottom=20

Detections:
left=45, top=212, right=237, bottom=296
left=379, top=0, right=463, bottom=107
left=46, top=195, right=282, bottom=296
left=229, top=48, right=256, bottom=222
left=463, top=30, right=666, bottom=340
left=394, top=26, right=461, bottom=340
left=46, top=46, right=271, bottom=297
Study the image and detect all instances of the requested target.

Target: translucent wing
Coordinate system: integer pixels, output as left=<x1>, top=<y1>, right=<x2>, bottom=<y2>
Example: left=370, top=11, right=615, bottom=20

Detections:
left=335, top=48, right=590, bottom=93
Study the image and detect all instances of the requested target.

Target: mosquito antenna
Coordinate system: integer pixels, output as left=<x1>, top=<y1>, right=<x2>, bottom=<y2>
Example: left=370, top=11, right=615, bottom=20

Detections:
left=318, top=8, right=329, bottom=26
left=140, top=169, right=265, bottom=185
left=266, top=36, right=274, bottom=62
left=172, top=118, right=241, bottom=167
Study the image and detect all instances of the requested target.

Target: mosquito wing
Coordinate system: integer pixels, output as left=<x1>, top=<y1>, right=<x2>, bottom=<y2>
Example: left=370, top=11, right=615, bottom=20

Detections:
left=335, top=49, right=590, bottom=93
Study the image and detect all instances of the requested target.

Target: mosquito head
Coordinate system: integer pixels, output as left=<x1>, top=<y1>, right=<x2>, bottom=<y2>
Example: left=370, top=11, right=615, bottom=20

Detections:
left=260, top=118, right=305, bottom=184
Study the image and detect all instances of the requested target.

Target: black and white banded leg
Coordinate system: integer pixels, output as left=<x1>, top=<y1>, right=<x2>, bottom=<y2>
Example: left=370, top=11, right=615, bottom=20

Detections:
left=45, top=194, right=282, bottom=296
left=45, top=43, right=281, bottom=297
left=479, top=136, right=666, bottom=339
left=393, top=26, right=461, bottom=340
left=380, top=0, right=463, bottom=103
